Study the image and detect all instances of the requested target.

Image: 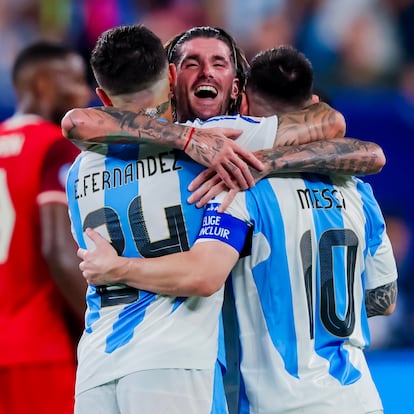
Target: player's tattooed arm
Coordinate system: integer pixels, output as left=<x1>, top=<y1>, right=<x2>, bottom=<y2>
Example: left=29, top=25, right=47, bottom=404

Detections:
left=61, top=106, right=263, bottom=190
left=365, top=280, right=398, bottom=317
left=275, top=102, right=346, bottom=146
left=187, top=137, right=385, bottom=210
left=255, top=137, right=385, bottom=177
left=61, top=105, right=193, bottom=149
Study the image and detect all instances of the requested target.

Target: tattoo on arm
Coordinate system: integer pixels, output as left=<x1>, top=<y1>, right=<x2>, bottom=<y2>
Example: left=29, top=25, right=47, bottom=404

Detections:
left=251, top=138, right=383, bottom=179
left=97, top=101, right=170, bottom=122
left=276, top=102, right=346, bottom=145
left=97, top=103, right=171, bottom=140
left=365, top=280, right=397, bottom=317
left=68, top=104, right=187, bottom=146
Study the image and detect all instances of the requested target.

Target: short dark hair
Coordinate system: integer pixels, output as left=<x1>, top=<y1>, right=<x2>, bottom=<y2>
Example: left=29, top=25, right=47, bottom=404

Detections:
left=165, top=26, right=249, bottom=114
left=12, top=41, right=74, bottom=86
left=247, top=46, right=314, bottom=108
left=90, top=24, right=168, bottom=96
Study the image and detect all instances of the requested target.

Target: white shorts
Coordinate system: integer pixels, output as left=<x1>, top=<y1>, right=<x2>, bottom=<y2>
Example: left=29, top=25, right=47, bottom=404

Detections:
left=75, top=364, right=228, bottom=414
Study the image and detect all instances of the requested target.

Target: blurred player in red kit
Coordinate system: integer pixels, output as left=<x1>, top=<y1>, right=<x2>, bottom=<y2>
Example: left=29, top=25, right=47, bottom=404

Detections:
left=0, top=41, right=90, bottom=414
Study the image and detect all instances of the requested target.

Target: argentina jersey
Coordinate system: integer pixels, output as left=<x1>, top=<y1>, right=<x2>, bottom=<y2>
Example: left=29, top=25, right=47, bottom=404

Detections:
left=185, top=114, right=278, bottom=150
left=197, top=173, right=397, bottom=414
left=66, top=142, right=225, bottom=395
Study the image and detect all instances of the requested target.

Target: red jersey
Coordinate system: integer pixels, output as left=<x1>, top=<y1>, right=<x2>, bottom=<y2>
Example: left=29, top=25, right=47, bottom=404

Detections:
left=0, top=114, right=80, bottom=365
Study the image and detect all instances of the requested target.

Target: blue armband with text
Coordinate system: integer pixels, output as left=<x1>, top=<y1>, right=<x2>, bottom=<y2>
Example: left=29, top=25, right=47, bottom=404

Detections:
left=197, top=203, right=250, bottom=253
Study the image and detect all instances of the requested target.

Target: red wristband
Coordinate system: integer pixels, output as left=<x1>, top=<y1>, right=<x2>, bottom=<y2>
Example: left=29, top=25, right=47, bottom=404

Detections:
left=183, top=127, right=195, bottom=151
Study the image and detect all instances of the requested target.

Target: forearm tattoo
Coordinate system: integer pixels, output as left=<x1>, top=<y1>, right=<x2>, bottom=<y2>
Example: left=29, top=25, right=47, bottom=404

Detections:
left=187, top=131, right=228, bottom=165
left=277, top=102, right=345, bottom=145
left=98, top=103, right=172, bottom=141
left=67, top=102, right=184, bottom=146
left=252, top=138, right=382, bottom=179
left=365, top=280, right=397, bottom=317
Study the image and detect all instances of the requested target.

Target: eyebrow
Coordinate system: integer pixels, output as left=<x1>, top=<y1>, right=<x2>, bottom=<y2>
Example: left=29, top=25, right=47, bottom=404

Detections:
left=182, top=53, right=230, bottom=63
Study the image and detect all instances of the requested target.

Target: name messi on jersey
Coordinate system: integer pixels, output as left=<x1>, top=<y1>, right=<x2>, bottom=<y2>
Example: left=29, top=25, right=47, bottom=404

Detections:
left=74, top=150, right=181, bottom=199
left=297, top=187, right=346, bottom=210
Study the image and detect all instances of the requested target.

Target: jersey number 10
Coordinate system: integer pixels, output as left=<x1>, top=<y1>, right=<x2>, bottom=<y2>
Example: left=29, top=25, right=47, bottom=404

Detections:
left=300, top=228, right=358, bottom=339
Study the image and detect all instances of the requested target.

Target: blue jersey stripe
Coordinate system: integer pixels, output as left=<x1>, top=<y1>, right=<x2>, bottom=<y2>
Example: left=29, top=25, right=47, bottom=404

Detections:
left=175, top=150, right=205, bottom=244
left=246, top=180, right=299, bottom=378
left=105, top=291, right=156, bottom=353
left=84, top=286, right=101, bottom=334
left=197, top=115, right=262, bottom=125
left=303, top=174, right=360, bottom=385
left=357, top=178, right=386, bottom=346
left=105, top=144, right=141, bottom=257
left=357, top=179, right=385, bottom=256
left=66, top=156, right=87, bottom=249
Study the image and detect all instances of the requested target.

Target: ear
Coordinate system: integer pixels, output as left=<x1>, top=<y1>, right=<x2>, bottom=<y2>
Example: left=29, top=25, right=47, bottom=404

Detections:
left=311, top=94, right=320, bottom=104
left=231, top=78, right=240, bottom=101
left=239, top=91, right=249, bottom=115
left=96, top=87, right=113, bottom=106
left=168, top=63, right=177, bottom=96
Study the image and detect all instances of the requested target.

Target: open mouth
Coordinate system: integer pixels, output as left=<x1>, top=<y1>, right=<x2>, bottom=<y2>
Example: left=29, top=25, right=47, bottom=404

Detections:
left=194, top=85, right=218, bottom=98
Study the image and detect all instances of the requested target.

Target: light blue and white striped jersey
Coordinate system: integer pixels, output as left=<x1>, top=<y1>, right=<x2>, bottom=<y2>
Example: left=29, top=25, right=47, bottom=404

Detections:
left=65, top=115, right=278, bottom=395
left=196, top=173, right=398, bottom=414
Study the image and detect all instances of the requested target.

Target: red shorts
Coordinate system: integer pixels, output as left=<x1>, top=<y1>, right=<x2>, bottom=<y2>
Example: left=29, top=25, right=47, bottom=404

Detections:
left=0, top=361, right=76, bottom=414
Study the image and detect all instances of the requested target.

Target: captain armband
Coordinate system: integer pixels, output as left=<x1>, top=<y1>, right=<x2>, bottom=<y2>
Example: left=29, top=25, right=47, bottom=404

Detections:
left=196, top=202, right=250, bottom=253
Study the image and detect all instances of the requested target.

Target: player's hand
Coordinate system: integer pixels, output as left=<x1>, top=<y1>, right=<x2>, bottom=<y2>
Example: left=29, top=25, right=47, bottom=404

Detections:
left=187, top=168, right=240, bottom=212
left=188, top=149, right=274, bottom=211
left=185, top=127, right=265, bottom=190
left=77, top=228, right=124, bottom=286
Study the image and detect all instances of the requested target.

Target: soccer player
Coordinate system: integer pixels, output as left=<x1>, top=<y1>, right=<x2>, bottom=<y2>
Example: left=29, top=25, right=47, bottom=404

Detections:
left=164, top=26, right=250, bottom=122
left=65, top=25, right=364, bottom=414
left=79, top=46, right=398, bottom=414
left=64, top=26, right=387, bottom=414
left=63, top=26, right=385, bottom=195
left=67, top=25, right=235, bottom=414
left=0, top=42, right=90, bottom=414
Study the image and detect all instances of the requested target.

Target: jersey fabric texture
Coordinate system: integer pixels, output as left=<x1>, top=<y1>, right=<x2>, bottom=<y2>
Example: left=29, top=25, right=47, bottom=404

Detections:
left=0, top=114, right=80, bottom=366
left=75, top=363, right=225, bottom=414
left=65, top=115, right=278, bottom=397
left=196, top=173, right=398, bottom=414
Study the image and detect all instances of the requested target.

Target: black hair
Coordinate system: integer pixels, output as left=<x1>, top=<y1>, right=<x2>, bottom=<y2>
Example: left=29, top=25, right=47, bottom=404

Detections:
left=247, top=45, right=314, bottom=108
left=90, top=24, right=168, bottom=96
left=12, top=41, right=74, bottom=86
left=165, top=26, right=249, bottom=114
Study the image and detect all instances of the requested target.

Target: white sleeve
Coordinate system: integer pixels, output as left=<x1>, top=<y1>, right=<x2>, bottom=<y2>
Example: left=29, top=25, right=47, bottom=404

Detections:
left=184, top=115, right=279, bottom=151
left=233, top=116, right=278, bottom=151
left=214, top=190, right=250, bottom=223
left=364, top=231, right=398, bottom=290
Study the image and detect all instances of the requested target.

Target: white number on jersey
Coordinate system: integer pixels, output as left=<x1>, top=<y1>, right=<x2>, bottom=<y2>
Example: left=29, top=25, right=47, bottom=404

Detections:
left=0, top=169, right=15, bottom=263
